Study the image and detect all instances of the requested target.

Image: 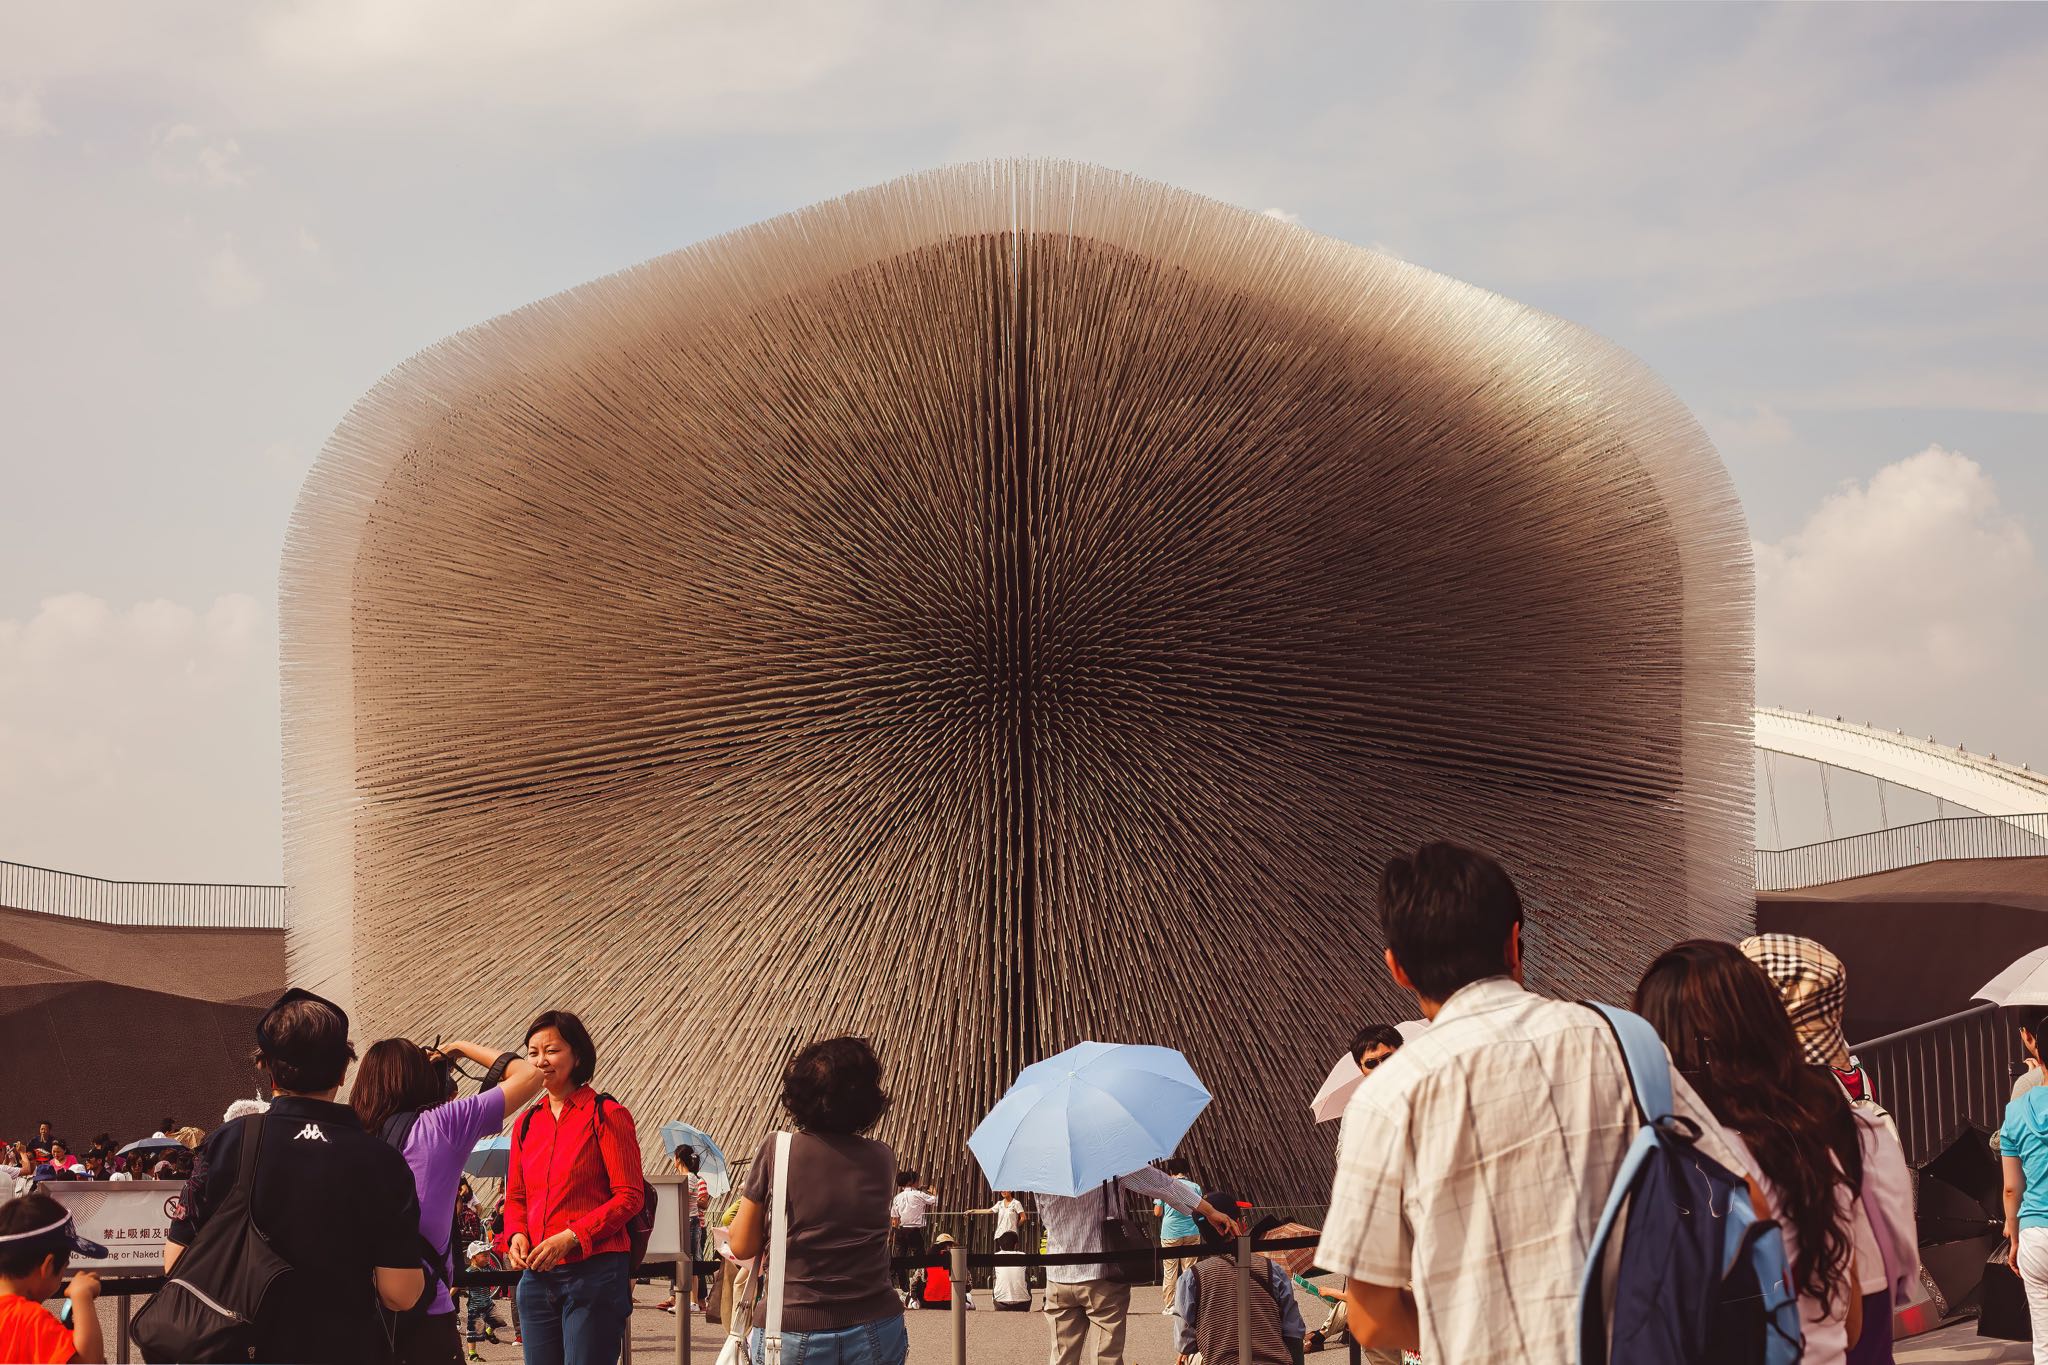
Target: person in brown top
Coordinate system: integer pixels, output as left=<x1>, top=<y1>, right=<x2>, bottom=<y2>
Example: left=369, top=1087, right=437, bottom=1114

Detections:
left=729, top=1036, right=908, bottom=1363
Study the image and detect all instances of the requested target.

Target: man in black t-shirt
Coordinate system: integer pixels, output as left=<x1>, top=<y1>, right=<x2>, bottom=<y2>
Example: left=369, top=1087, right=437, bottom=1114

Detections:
left=166, top=988, right=424, bottom=1365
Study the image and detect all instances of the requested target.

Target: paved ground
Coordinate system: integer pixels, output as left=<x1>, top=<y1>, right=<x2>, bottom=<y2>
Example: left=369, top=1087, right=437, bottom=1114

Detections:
left=89, top=1280, right=2035, bottom=1363
left=459, top=1281, right=1315, bottom=1364
left=453, top=1290, right=2040, bottom=1365
left=1895, top=1318, right=2031, bottom=1363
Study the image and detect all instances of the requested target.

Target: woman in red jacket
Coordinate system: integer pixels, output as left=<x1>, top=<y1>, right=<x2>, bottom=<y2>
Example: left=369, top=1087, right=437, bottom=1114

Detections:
left=500, top=1010, right=645, bottom=1365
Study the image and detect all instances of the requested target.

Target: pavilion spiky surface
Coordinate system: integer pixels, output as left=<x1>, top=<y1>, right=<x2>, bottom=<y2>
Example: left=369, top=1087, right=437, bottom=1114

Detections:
left=282, top=160, right=1752, bottom=1200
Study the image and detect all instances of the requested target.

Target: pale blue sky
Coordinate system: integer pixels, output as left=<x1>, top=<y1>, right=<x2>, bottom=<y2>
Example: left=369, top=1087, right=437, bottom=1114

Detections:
left=3, top=3, right=2044, bottom=879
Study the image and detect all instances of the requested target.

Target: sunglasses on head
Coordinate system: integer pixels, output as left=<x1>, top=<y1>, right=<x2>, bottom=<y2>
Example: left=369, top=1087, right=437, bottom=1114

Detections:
left=1359, top=1054, right=1385, bottom=1071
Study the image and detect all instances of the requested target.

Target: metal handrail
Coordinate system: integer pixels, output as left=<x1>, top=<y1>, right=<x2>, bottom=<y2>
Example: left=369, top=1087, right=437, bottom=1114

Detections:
left=0, top=859, right=286, bottom=929
left=1851, top=1002, right=2022, bottom=1166
left=1756, top=813, right=2048, bottom=892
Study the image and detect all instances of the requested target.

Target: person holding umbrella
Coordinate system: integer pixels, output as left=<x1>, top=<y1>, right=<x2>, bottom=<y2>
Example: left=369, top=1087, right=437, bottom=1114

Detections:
left=969, top=1041, right=1244, bottom=1365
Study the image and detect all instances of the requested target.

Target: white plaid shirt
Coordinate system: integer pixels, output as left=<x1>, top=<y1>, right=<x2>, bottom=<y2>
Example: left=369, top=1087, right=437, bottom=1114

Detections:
left=1316, top=977, right=1751, bottom=1365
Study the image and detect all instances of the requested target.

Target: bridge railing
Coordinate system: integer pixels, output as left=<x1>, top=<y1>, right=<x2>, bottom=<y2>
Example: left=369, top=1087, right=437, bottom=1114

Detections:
left=0, top=859, right=286, bottom=929
left=1756, top=813, right=2048, bottom=892
left=1853, top=1002, right=2023, bottom=1166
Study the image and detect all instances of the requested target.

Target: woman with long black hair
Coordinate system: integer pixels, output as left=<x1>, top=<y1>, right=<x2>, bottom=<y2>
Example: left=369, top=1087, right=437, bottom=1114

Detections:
left=1633, top=940, right=1864, bottom=1363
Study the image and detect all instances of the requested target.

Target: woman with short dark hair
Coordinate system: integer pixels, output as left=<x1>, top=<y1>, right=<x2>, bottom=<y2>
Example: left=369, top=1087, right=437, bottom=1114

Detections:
left=501, top=1010, right=645, bottom=1365
left=727, top=1035, right=906, bottom=1364
left=351, top=1033, right=544, bottom=1364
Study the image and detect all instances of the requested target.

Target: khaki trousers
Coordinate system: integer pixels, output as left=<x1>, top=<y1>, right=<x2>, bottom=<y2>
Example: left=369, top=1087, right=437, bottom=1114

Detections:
left=1045, top=1278, right=1131, bottom=1365
left=1160, top=1234, right=1202, bottom=1299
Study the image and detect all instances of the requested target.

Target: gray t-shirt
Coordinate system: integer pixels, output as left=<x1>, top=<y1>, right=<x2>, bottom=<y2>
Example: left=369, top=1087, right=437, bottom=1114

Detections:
left=742, top=1130, right=903, bottom=1332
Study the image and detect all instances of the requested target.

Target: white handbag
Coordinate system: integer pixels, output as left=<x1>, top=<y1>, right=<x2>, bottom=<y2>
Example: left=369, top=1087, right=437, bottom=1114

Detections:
left=715, top=1131, right=791, bottom=1365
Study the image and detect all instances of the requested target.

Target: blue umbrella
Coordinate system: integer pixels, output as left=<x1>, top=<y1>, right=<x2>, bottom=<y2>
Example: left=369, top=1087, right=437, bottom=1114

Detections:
left=466, top=1135, right=511, bottom=1179
left=968, top=1041, right=1212, bottom=1196
left=659, top=1122, right=731, bottom=1198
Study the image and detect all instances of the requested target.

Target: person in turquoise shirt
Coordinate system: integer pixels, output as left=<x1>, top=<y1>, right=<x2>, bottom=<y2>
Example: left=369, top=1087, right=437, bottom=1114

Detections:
left=2000, top=1007, right=2048, bottom=1355
left=1154, top=1161, right=1203, bottom=1313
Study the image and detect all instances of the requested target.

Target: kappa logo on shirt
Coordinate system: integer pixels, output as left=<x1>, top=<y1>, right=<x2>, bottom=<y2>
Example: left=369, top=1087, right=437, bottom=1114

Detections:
left=292, top=1123, right=328, bottom=1142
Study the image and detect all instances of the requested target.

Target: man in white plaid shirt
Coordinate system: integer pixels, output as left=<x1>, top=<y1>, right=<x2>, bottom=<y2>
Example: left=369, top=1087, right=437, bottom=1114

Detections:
left=1317, top=843, right=1752, bottom=1365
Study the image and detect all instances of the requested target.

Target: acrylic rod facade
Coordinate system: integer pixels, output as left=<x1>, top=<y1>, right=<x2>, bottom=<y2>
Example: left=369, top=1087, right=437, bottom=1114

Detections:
left=282, top=160, right=1754, bottom=1198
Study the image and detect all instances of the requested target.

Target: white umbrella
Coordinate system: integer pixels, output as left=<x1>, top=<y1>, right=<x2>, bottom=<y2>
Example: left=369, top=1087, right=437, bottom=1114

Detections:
left=1977, top=945, right=2048, bottom=1006
left=1309, top=1020, right=1428, bottom=1123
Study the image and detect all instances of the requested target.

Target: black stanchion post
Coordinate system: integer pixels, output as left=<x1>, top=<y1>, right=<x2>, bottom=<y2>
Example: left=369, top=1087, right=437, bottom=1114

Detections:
left=675, top=1264, right=689, bottom=1365
left=1236, top=1227, right=1254, bottom=1365
left=951, top=1243, right=969, bottom=1365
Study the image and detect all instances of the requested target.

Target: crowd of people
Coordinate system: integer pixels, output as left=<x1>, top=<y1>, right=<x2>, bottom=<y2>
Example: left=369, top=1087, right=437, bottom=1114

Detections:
left=0, top=837, right=1984, bottom=1365
left=4, top=1121, right=210, bottom=1195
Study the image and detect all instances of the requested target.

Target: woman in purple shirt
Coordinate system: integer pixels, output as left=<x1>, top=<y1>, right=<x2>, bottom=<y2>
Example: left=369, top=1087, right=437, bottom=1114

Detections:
left=354, top=1036, right=547, bottom=1365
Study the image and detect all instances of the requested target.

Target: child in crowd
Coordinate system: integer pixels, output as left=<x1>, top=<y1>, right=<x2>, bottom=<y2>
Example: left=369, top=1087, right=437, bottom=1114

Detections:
left=0, top=1192, right=108, bottom=1364
left=918, top=1232, right=975, bottom=1309
left=463, top=1240, right=508, bottom=1358
left=992, top=1230, right=1031, bottom=1311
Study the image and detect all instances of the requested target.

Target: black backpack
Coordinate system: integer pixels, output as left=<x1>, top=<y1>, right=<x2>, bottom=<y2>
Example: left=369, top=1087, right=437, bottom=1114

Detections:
left=375, top=1109, right=461, bottom=1313
left=132, top=1115, right=293, bottom=1363
left=516, top=1093, right=658, bottom=1272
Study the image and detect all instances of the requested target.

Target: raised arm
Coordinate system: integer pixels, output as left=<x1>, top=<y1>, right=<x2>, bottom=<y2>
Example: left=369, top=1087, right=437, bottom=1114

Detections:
left=438, top=1039, right=546, bottom=1120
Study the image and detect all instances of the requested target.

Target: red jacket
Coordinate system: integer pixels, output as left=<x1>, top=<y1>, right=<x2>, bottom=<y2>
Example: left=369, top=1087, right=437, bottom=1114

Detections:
left=500, top=1087, right=645, bottom=1263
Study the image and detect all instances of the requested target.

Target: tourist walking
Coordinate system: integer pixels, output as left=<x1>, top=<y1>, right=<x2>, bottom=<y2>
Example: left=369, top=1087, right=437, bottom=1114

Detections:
left=1154, top=1162, right=1202, bottom=1314
left=1635, top=940, right=1865, bottom=1362
left=500, top=1010, right=645, bottom=1365
left=1171, top=1183, right=1304, bottom=1365
left=1315, top=842, right=1752, bottom=1365
left=1741, top=934, right=1920, bottom=1365
left=158, top=988, right=426, bottom=1364
left=726, top=1035, right=907, bottom=1365
left=1038, top=1164, right=1239, bottom=1365
left=2001, top=1006, right=2048, bottom=1365
left=352, top=1032, right=546, bottom=1364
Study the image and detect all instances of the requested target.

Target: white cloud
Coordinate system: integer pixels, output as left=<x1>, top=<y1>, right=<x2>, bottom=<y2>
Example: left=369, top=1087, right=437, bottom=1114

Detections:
left=0, top=593, right=281, bottom=881
left=1260, top=207, right=1302, bottom=225
left=202, top=239, right=264, bottom=309
left=0, top=87, right=52, bottom=137
left=1756, top=446, right=2048, bottom=760
left=150, top=122, right=249, bottom=186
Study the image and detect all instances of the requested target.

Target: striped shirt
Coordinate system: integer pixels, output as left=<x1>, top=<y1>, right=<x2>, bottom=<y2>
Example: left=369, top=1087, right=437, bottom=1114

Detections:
left=1316, top=977, right=1751, bottom=1365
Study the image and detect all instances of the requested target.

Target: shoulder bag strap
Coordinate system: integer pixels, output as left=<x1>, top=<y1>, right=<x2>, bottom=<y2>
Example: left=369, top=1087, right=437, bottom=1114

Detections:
left=765, top=1131, right=792, bottom=1363
left=1582, top=1001, right=1674, bottom=1123
left=207, top=1113, right=265, bottom=1231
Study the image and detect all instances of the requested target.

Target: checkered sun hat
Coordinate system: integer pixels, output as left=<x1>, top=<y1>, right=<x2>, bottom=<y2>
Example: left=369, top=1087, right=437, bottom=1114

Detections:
left=1739, top=933, right=1852, bottom=1069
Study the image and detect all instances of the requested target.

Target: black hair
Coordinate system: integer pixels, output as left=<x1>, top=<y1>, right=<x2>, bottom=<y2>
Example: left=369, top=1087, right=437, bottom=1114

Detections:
left=1348, top=1024, right=1405, bottom=1064
left=0, top=1193, right=68, bottom=1278
left=995, top=1230, right=1020, bottom=1252
left=2018, top=1008, right=2048, bottom=1063
left=1167, top=1160, right=1190, bottom=1178
left=525, top=1010, right=598, bottom=1088
left=780, top=1036, right=892, bottom=1135
left=676, top=1146, right=701, bottom=1174
left=352, top=1038, right=453, bottom=1132
left=897, top=1170, right=919, bottom=1188
left=159, top=1118, right=175, bottom=1132
left=254, top=995, right=355, bottom=1093
left=1379, top=842, right=1524, bottom=1002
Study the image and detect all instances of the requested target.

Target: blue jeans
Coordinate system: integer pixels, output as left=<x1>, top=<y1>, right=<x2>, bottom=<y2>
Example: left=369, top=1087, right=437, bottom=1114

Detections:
left=749, top=1314, right=909, bottom=1364
left=517, top=1251, right=632, bottom=1365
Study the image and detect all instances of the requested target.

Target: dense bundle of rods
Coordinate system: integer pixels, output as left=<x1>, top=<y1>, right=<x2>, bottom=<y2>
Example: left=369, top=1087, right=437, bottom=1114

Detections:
left=281, top=160, right=1753, bottom=1199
